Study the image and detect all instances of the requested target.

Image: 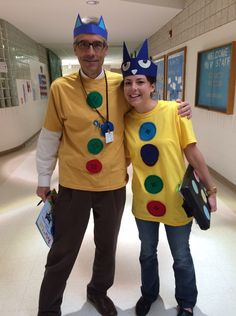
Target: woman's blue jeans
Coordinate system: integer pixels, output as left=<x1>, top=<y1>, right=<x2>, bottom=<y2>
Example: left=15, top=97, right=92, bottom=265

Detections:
left=135, top=219, right=198, bottom=309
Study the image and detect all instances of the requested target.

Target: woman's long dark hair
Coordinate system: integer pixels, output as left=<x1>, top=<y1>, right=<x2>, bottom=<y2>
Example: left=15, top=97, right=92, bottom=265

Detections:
left=120, top=75, right=156, bottom=88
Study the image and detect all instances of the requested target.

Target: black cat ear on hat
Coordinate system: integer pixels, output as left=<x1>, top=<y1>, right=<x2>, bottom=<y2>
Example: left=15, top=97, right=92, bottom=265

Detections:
left=123, top=41, right=131, bottom=63
left=122, top=39, right=149, bottom=64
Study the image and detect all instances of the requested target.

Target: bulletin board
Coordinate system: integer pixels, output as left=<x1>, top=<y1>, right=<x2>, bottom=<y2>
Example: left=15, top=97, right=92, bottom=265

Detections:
left=166, top=47, right=186, bottom=101
left=47, top=49, right=62, bottom=83
left=195, top=42, right=236, bottom=114
left=29, top=61, right=49, bottom=101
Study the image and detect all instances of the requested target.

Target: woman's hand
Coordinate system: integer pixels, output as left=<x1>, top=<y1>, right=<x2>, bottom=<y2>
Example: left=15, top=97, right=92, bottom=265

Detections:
left=208, top=193, right=217, bottom=212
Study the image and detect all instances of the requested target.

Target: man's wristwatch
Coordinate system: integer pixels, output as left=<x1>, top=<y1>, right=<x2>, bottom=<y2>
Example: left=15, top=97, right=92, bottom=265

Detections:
left=206, top=186, right=217, bottom=196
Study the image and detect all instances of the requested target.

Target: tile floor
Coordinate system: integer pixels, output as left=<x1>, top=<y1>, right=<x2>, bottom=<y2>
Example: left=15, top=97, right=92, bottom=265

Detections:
left=0, top=137, right=236, bottom=316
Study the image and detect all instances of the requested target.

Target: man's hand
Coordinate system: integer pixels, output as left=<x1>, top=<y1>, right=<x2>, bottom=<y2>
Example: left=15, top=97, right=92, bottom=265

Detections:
left=36, top=186, right=51, bottom=202
left=176, top=99, right=192, bottom=119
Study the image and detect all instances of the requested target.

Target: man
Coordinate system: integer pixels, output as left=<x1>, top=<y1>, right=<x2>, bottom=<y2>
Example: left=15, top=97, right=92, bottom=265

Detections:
left=36, top=14, right=191, bottom=316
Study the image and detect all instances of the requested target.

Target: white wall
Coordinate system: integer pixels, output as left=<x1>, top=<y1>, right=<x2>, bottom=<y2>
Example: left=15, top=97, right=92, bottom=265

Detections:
left=154, top=20, right=236, bottom=185
left=0, top=60, right=49, bottom=153
left=186, top=20, right=236, bottom=186
left=0, top=98, right=47, bottom=152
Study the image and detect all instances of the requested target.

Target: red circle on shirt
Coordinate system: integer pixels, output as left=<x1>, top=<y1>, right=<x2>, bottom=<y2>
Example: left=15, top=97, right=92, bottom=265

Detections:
left=86, top=159, right=102, bottom=173
left=147, top=201, right=166, bottom=217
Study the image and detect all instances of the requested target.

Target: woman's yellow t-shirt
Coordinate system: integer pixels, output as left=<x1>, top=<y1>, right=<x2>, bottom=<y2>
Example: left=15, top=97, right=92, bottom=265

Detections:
left=125, top=100, right=196, bottom=226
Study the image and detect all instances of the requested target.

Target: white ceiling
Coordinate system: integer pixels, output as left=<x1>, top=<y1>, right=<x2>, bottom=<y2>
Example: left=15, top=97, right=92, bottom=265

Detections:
left=0, top=0, right=184, bottom=65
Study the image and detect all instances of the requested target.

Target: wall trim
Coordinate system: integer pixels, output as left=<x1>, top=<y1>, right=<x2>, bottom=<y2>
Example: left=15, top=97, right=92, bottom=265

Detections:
left=209, top=166, right=236, bottom=193
left=0, top=131, right=40, bottom=156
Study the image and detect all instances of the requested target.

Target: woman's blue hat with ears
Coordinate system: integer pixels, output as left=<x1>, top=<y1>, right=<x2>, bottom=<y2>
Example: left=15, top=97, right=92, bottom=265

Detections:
left=121, top=39, right=157, bottom=78
left=73, top=14, right=108, bottom=40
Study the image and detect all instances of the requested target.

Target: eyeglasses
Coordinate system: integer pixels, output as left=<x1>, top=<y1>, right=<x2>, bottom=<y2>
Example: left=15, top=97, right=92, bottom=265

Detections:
left=74, top=40, right=107, bottom=52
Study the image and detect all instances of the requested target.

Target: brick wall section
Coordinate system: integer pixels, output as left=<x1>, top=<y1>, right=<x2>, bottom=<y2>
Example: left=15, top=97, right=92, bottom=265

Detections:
left=149, top=0, right=236, bottom=57
left=0, top=19, right=48, bottom=107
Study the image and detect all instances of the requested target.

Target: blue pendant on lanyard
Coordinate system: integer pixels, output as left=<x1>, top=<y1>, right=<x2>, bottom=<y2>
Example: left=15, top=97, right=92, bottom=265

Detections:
left=100, top=121, right=114, bottom=136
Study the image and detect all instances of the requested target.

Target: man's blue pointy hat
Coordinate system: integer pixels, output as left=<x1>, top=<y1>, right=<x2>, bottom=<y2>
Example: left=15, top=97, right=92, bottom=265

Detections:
left=73, top=14, right=108, bottom=39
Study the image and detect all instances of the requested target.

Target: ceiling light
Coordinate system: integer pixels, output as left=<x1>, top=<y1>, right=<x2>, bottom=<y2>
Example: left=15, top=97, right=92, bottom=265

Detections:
left=86, top=0, right=99, bottom=4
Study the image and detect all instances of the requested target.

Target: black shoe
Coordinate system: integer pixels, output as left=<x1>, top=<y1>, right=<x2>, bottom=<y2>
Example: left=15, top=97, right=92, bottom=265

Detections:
left=87, top=293, right=117, bottom=316
left=177, top=306, right=194, bottom=316
left=135, top=296, right=152, bottom=316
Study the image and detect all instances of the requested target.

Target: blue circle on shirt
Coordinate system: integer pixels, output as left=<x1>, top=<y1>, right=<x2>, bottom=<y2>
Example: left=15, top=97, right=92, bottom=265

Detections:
left=140, top=144, right=159, bottom=166
left=139, top=122, right=156, bottom=141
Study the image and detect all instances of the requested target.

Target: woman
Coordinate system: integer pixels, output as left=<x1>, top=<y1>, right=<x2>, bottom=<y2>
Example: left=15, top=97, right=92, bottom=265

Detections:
left=121, top=40, right=217, bottom=316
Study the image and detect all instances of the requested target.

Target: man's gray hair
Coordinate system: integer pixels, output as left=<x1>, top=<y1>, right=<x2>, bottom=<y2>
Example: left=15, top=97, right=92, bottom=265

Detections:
left=81, top=16, right=100, bottom=25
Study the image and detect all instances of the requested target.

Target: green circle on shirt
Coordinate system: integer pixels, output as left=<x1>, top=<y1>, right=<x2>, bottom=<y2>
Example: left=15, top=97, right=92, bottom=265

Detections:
left=144, top=175, right=163, bottom=194
left=87, top=138, right=104, bottom=155
left=87, top=91, right=103, bottom=108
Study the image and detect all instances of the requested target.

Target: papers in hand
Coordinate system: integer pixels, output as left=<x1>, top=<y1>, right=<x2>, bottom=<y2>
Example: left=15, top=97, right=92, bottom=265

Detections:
left=36, top=198, right=54, bottom=247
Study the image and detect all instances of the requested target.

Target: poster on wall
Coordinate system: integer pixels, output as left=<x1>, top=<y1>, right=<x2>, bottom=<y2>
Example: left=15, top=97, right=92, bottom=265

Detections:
left=0, top=62, right=8, bottom=73
left=30, top=61, right=49, bottom=101
left=16, top=79, right=33, bottom=105
left=47, top=49, right=62, bottom=83
left=38, top=67, right=48, bottom=99
left=153, top=56, right=165, bottom=100
left=166, top=47, right=186, bottom=101
left=195, top=42, right=236, bottom=114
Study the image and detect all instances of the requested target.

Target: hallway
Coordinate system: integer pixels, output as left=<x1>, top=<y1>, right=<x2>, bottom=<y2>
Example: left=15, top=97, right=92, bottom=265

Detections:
left=0, top=137, right=236, bottom=316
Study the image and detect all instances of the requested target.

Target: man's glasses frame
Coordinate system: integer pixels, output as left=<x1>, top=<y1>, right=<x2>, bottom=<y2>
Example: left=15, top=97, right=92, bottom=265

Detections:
left=74, top=40, right=107, bottom=52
